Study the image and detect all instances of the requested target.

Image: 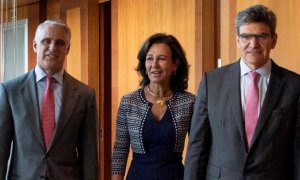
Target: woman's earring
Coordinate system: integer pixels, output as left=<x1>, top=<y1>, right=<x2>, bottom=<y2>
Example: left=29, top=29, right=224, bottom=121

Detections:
left=173, top=71, right=176, bottom=75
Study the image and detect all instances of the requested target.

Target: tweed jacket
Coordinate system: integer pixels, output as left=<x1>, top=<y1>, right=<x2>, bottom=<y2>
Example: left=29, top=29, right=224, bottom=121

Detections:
left=111, top=88, right=195, bottom=175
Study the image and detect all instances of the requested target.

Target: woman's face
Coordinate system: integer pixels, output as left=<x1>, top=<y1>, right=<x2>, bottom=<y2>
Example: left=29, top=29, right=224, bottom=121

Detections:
left=145, top=43, right=178, bottom=86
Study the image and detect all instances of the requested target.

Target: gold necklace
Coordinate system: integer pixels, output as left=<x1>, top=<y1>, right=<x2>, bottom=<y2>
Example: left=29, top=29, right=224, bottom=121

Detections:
left=146, top=85, right=171, bottom=106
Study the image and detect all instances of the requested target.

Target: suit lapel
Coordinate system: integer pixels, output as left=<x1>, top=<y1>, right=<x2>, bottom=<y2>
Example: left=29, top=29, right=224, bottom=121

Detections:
left=250, top=62, right=284, bottom=148
left=49, top=72, right=79, bottom=148
left=19, top=70, right=45, bottom=147
left=228, top=61, right=248, bottom=148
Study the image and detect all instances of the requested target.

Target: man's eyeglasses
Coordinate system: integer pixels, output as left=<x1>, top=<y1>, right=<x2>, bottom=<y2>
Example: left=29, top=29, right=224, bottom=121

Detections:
left=238, top=33, right=271, bottom=42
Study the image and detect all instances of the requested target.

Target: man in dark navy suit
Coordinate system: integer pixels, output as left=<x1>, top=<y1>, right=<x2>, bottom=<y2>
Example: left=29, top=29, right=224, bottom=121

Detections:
left=184, top=4, right=300, bottom=180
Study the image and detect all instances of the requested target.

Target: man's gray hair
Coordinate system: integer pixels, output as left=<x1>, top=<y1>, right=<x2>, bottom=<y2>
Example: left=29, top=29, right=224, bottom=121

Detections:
left=34, top=19, right=71, bottom=44
left=236, top=4, right=277, bottom=36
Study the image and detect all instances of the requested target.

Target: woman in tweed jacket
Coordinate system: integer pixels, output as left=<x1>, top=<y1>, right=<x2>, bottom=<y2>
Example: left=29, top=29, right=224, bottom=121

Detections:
left=112, top=33, right=195, bottom=180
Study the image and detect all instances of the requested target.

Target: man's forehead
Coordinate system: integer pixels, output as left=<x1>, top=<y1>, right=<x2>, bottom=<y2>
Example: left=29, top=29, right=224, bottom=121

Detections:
left=39, top=27, right=68, bottom=41
left=239, top=23, right=271, bottom=33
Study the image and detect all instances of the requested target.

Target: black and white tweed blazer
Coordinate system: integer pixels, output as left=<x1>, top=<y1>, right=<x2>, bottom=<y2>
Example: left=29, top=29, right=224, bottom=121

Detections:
left=112, top=88, right=195, bottom=175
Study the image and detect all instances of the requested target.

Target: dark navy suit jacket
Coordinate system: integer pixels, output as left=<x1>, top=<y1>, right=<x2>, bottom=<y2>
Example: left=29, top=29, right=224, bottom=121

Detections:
left=184, top=60, right=300, bottom=180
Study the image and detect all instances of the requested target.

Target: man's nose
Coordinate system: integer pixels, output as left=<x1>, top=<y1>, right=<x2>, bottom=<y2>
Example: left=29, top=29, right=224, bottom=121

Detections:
left=249, top=37, right=260, bottom=47
left=49, top=41, right=58, bottom=50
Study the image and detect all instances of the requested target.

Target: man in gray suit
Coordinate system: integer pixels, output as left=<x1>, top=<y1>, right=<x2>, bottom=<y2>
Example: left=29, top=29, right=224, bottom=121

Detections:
left=0, top=20, right=99, bottom=179
left=184, top=4, right=300, bottom=180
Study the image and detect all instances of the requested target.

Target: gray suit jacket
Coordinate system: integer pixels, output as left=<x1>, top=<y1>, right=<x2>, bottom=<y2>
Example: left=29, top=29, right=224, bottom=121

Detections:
left=184, top=60, right=300, bottom=180
left=0, top=70, right=99, bottom=180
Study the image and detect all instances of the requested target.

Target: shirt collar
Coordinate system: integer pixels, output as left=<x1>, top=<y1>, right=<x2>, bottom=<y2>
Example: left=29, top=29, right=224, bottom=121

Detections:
left=35, top=65, right=64, bottom=85
left=240, top=58, right=271, bottom=78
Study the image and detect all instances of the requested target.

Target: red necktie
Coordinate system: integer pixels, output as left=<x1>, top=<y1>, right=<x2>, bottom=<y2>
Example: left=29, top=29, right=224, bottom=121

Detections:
left=245, top=71, right=260, bottom=147
left=41, top=76, right=55, bottom=148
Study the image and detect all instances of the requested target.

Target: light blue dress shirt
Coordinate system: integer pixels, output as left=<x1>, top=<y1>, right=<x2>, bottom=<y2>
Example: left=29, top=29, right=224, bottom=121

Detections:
left=35, top=65, right=63, bottom=124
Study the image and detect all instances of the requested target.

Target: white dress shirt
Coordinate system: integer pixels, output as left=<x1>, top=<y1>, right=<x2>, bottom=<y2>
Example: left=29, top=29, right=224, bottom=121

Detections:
left=240, top=59, right=271, bottom=116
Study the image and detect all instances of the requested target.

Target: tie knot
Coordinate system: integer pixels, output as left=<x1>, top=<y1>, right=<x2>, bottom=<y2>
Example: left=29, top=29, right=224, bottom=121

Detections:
left=46, top=76, right=54, bottom=85
left=248, top=71, right=260, bottom=82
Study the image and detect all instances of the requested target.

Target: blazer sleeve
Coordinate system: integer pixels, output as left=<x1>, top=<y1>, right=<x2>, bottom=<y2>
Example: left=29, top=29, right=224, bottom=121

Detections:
left=184, top=73, right=212, bottom=180
left=77, top=89, right=99, bottom=179
left=111, top=96, right=130, bottom=175
left=0, top=84, right=14, bottom=178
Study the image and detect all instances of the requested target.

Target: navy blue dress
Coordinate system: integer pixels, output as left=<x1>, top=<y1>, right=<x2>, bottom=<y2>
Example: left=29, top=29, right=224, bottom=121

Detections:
left=126, top=107, right=184, bottom=180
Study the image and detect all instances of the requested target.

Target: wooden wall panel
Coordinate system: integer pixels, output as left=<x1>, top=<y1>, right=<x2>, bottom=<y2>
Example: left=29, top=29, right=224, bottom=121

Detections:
left=195, top=0, right=217, bottom=88
left=60, top=1, right=101, bottom=179
left=47, top=0, right=60, bottom=19
left=66, top=8, right=81, bottom=81
left=115, top=0, right=196, bottom=96
left=111, top=0, right=119, bottom=175
left=219, top=0, right=237, bottom=65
